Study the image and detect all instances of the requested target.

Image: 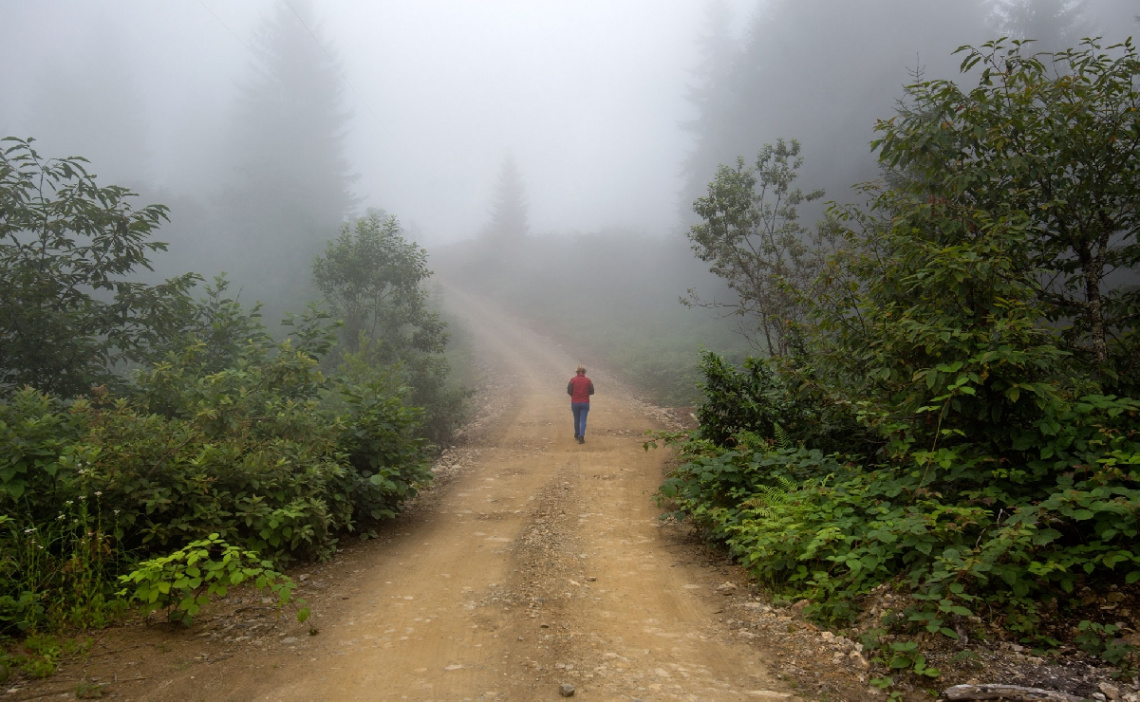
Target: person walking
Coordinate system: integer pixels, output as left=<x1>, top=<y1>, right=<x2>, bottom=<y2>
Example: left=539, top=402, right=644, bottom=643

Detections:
left=567, top=364, right=594, bottom=444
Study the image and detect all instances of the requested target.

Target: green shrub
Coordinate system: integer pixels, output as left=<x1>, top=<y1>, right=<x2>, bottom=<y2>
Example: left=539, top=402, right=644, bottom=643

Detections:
left=0, top=634, right=90, bottom=680
left=0, top=388, right=84, bottom=507
left=329, top=355, right=433, bottom=523
left=117, top=533, right=308, bottom=626
left=661, top=371, right=1140, bottom=630
left=0, top=393, right=123, bottom=633
left=0, top=304, right=437, bottom=635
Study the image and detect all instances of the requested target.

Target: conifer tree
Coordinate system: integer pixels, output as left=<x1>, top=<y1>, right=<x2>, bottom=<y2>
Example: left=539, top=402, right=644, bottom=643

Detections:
left=219, top=0, right=356, bottom=310
left=678, top=0, right=741, bottom=227
left=678, top=0, right=991, bottom=228
left=483, top=154, right=529, bottom=245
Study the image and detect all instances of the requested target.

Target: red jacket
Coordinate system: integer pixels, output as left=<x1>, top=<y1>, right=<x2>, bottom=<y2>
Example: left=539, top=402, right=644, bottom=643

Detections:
left=567, top=375, right=594, bottom=403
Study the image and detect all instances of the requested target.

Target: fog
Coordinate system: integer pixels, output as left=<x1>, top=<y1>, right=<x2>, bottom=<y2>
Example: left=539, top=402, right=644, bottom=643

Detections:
left=1, top=0, right=755, bottom=244
left=2, top=0, right=1137, bottom=293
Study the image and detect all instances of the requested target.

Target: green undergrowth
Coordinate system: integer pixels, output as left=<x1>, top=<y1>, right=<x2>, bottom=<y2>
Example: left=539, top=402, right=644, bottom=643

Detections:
left=0, top=299, right=434, bottom=637
left=662, top=39, right=1140, bottom=690
left=117, top=533, right=309, bottom=627
left=654, top=350, right=1140, bottom=682
left=0, top=634, right=92, bottom=682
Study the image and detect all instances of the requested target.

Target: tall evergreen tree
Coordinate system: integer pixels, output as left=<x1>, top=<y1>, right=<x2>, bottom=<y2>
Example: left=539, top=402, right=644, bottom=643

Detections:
left=679, top=0, right=742, bottom=227
left=483, top=154, right=530, bottom=244
left=23, top=19, right=151, bottom=187
left=219, top=0, right=356, bottom=313
left=679, top=0, right=991, bottom=228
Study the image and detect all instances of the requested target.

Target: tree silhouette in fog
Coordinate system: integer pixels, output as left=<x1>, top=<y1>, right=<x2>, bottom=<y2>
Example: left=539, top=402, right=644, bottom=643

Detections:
left=679, top=0, right=740, bottom=228
left=678, top=0, right=990, bottom=224
left=482, top=154, right=529, bottom=245
left=989, top=0, right=1094, bottom=53
left=220, top=0, right=357, bottom=310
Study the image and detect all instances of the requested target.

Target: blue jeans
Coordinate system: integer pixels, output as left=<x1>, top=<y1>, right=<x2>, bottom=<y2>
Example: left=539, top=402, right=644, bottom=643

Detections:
left=572, top=402, right=590, bottom=438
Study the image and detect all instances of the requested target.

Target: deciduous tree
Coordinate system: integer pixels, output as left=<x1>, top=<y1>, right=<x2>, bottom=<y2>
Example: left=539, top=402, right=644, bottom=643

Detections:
left=0, top=138, right=199, bottom=396
left=313, top=211, right=443, bottom=363
left=688, top=139, right=823, bottom=357
left=313, top=211, right=464, bottom=443
left=874, top=38, right=1140, bottom=386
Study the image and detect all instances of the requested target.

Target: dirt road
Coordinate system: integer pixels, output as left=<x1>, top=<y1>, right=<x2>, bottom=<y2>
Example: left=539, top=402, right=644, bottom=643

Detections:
left=23, top=292, right=833, bottom=701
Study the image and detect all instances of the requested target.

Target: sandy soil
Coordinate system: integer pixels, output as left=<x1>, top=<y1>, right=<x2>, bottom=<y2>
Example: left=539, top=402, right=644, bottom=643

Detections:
left=8, top=291, right=883, bottom=702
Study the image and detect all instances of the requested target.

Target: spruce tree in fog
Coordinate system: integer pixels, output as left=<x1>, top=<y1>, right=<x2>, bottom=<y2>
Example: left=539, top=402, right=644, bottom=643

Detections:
left=482, top=154, right=529, bottom=245
left=678, top=0, right=990, bottom=219
left=679, top=0, right=741, bottom=227
left=24, top=32, right=151, bottom=188
left=222, top=0, right=355, bottom=305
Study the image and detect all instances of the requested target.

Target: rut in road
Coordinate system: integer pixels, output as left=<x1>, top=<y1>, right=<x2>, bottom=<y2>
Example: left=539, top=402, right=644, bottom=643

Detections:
left=117, top=291, right=805, bottom=702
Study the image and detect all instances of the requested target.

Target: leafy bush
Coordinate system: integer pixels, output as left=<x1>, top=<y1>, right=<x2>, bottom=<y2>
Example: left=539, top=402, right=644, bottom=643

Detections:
left=692, top=351, right=863, bottom=453
left=668, top=40, right=1140, bottom=671
left=0, top=293, right=435, bottom=635
left=0, top=505, right=122, bottom=634
left=873, top=39, right=1140, bottom=392
left=0, top=389, right=84, bottom=507
left=330, top=355, right=433, bottom=523
left=0, top=391, right=122, bottom=633
left=666, top=203, right=1140, bottom=626
left=0, top=144, right=460, bottom=641
left=662, top=403, right=1140, bottom=628
left=117, top=533, right=308, bottom=626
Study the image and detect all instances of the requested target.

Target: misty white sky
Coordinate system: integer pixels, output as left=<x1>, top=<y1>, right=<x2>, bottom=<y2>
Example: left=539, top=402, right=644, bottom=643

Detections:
left=3, top=1, right=1136, bottom=248
left=0, top=0, right=755, bottom=245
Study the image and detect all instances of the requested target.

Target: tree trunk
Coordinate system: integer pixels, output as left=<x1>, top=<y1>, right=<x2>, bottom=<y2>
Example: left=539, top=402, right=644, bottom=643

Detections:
left=1083, top=259, right=1108, bottom=365
left=760, top=310, right=776, bottom=358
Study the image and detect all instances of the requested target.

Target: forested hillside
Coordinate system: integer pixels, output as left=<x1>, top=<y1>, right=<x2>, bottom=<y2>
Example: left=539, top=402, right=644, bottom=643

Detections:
left=662, top=36, right=1140, bottom=693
